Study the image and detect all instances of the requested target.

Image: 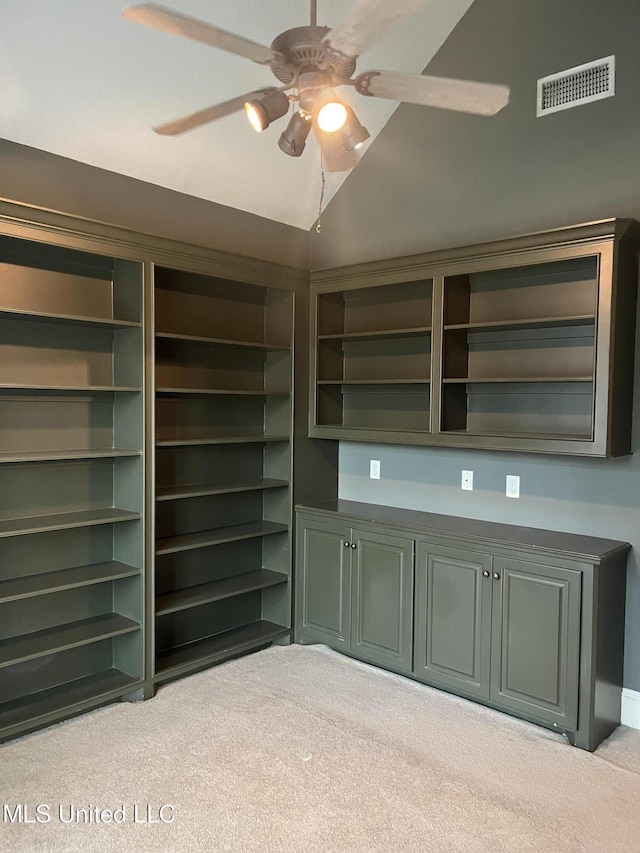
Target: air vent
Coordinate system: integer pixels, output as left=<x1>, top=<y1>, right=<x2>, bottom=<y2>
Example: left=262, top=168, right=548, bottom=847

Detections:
left=537, top=56, right=615, bottom=117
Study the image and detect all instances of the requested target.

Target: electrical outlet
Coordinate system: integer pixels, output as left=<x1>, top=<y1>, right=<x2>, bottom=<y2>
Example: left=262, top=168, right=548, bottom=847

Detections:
left=369, top=459, right=381, bottom=480
left=461, top=470, right=473, bottom=491
left=506, top=474, right=520, bottom=499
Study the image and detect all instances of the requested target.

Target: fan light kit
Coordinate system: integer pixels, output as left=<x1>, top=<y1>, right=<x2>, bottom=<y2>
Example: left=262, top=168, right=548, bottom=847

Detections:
left=122, top=0, right=511, bottom=173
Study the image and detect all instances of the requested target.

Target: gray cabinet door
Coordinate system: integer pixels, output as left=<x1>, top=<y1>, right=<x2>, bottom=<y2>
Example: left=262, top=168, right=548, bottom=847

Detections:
left=350, top=529, right=414, bottom=673
left=490, top=557, right=581, bottom=730
left=297, top=518, right=352, bottom=650
left=414, top=543, right=492, bottom=699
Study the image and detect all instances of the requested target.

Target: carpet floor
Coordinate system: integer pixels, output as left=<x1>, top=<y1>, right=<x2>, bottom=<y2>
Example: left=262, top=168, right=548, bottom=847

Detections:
left=1, top=644, right=640, bottom=852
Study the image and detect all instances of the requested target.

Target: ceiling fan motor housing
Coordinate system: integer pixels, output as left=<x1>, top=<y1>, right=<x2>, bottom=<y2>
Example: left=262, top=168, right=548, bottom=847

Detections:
left=269, top=26, right=357, bottom=85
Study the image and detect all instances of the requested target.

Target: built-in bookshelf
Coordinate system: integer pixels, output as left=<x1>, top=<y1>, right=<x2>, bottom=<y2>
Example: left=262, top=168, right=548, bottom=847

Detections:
left=0, top=236, right=144, bottom=741
left=152, top=267, right=293, bottom=683
left=314, top=280, right=433, bottom=433
left=310, top=220, right=640, bottom=456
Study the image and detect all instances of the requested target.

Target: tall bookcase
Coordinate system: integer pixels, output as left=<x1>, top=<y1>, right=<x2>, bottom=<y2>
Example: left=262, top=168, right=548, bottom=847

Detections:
left=151, top=266, right=294, bottom=683
left=0, top=234, right=144, bottom=741
left=0, top=200, right=337, bottom=742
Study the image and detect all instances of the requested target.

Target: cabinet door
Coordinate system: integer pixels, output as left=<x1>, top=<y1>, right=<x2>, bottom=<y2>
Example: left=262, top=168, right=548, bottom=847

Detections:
left=490, top=558, right=581, bottom=730
left=296, top=518, right=352, bottom=650
left=414, top=543, right=492, bottom=699
left=350, top=529, right=414, bottom=673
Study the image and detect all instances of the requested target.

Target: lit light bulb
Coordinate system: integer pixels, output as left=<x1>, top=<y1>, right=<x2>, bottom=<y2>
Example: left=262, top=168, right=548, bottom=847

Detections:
left=317, top=102, right=348, bottom=132
left=245, top=102, right=265, bottom=133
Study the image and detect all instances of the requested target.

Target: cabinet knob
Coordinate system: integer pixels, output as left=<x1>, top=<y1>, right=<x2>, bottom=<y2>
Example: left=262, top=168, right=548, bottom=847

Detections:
left=482, top=570, right=490, bottom=578
left=351, top=543, right=357, bottom=549
left=493, top=572, right=500, bottom=580
left=344, top=541, right=350, bottom=548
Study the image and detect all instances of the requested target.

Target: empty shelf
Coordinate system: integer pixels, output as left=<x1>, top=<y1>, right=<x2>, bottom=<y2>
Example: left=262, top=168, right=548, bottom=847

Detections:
left=317, top=379, right=431, bottom=386
left=0, top=307, right=140, bottom=329
left=0, top=669, right=141, bottom=734
left=0, top=613, right=140, bottom=669
left=155, top=331, right=288, bottom=351
left=318, top=325, right=432, bottom=342
left=154, top=620, right=289, bottom=680
left=0, top=508, right=141, bottom=538
left=444, top=315, right=596, bottom=332
left=155, top=520, right=288, bottom=555
left=0, top=383, right=140, bottom=393
left=443, top=376, right=593, bottom=384
left=155, top=387, right=288, bottom=397
left=0, top=448, right=140, bottom=464
left=0, top=561, right=140, bottom=603
left=155, top=569, right=288, bottom=616
left=156, top=478, right=288, bottom=502
left=156, top=435, right=289, bottom=448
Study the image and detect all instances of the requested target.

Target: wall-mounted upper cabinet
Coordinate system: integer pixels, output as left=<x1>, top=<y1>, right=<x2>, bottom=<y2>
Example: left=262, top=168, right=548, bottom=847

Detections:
left=310, top=219, right=640, bottom=456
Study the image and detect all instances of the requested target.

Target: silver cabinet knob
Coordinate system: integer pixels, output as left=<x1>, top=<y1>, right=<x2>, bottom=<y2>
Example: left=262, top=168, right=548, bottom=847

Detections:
left=482, top=570, right=490, bottom=578
left=344, top=541, right=350, bottom=547
left=351, top=543, right=357, bottom=549
left=493, top=572, right=500, bottom=580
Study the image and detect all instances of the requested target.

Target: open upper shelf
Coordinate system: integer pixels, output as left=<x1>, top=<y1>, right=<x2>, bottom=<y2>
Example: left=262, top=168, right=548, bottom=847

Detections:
left=310, top=219, right=640, bottom=456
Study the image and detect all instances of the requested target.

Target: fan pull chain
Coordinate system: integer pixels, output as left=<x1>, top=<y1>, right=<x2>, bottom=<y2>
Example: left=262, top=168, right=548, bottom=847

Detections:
left=316, top=139, right=326, bottom=234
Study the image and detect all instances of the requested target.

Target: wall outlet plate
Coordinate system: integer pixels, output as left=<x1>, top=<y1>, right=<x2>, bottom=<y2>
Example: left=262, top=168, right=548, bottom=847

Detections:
left=506, top=474, right=520, bottom=498
left=461, top=470, right=473, bottom=491
left=369, top=459, right=381, bottom=480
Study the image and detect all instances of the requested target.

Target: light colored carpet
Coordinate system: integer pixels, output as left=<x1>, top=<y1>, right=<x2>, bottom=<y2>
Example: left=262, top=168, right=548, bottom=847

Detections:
left=1, top=644, right=640, bottom=853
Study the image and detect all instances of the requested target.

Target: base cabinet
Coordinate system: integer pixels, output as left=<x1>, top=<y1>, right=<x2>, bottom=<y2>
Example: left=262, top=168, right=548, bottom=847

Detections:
left=415, top=545, right=581, bottom=732
left=296, top=500, right=628, bottom=751
left=296, top=518, right=413, bottom=673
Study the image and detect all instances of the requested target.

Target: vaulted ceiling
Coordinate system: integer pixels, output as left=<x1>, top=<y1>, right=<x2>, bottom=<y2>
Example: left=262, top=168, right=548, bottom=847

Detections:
left=0, top=0, right=476, bottom=230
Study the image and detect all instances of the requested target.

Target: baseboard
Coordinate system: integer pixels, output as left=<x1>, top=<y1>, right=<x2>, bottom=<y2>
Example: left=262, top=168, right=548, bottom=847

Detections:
left=621, top=688, right=640, bottom=730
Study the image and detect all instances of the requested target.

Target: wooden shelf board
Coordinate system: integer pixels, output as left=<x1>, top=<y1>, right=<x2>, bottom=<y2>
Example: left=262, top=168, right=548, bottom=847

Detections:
left=156, top=569, right=287, bottom=616
left=154, top=620, right=289, bottom=680
left=318, top=325, right=432, bottom=342
left=443, top=376, right=593, bottom=384
left=441, top=429, right=592, bottom=441
left=155, top=387, right=288, bottom=397
left=0, top=448, right=140, bottom=464
left=0, top=613, right=140, bottom=669
left=155, top=331, right=288, bottom=351
left=0, top=384, right=140, bottom=394
left=0, top=561, right=140, bottom=603
left=0, top=307, right=140, bottom=329
left=0, top=669, right=141, bottom=734
left=444, top=315, right=596, bottom=332
left=155, top=520, right=288, bottom=555
left=317, top=379, right=431, bottom=386
left=156, top=478, right=289, bottom=502
left=156, top=435, right=289, bottom=448
left=0, top=507, right=141, bottom=539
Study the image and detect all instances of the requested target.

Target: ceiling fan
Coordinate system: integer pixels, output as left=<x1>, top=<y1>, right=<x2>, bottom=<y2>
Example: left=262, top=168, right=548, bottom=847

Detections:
left=122, top=0, right=510, bottom=172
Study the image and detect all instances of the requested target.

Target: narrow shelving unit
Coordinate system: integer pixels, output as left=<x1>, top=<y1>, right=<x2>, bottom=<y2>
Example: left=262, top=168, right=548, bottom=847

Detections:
left=313, top=279, right=433, bottom=433
left=0, top=237, right=144, bottom=742
left=152, top=266, right=293, bottom=683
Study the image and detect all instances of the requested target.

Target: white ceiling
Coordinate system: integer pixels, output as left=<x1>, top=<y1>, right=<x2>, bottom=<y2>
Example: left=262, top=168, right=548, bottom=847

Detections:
left=0, top=0, right=474, bottom=230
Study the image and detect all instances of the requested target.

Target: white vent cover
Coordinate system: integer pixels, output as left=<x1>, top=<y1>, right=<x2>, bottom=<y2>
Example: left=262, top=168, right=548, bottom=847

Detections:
left=537, top=56, right=615, bottom=117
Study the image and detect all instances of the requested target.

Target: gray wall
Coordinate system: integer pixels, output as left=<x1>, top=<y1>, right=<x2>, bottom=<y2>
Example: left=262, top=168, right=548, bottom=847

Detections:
left=310, top=0, right=640, bottom=268
left=323, top=0, right=640, bottom=690
left=0, top=139, right=309, bottom=270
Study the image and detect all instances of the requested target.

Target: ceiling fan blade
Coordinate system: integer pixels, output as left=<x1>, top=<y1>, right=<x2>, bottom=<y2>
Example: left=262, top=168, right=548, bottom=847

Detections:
left=355, top=70, right=510, bottom=115
left=325, top=0, right=430, bottom=58
left=313, top=127, right=359, bottom=173
left=122, top=3, right=280, bottom=65
left=153, top=88, right=280, bottom=136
